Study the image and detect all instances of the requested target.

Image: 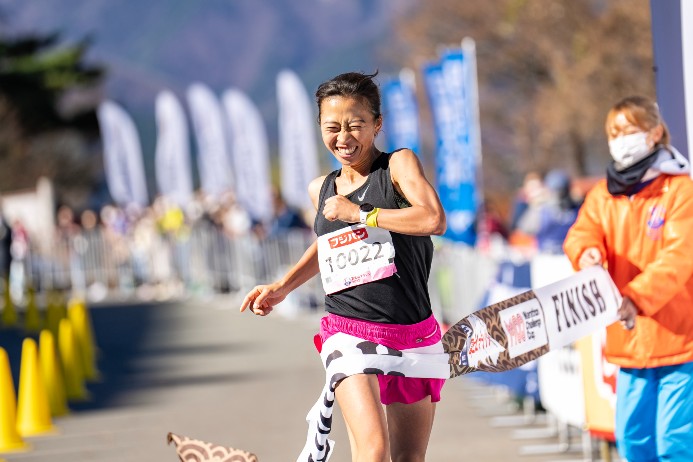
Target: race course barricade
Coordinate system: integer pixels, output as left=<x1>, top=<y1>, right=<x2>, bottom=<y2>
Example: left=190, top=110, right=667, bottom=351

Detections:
left=469, top=259, right=540, bottom=410
left=576, top=330, right=618, bottom=442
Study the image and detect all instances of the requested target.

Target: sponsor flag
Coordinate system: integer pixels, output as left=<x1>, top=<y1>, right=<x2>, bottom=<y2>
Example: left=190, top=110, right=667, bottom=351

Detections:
left=684, top=1, right=693, bottom=170
left=222, top=89, right=273, bottom=225
left=186, top=82, right=234, bottom=198
left=154, top=90, right=193, bottom=207
left=423, top=39, right=482, bottom=245
left=651, top=1, right=693, bottom=164
left=276, top=69, right=320, bottom=211
left=381, top=68, right=420, bottom=154
left=97, top=100, right=149, bottom=207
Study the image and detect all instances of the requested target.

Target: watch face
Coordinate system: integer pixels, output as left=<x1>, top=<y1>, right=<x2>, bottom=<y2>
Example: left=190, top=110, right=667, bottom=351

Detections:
left=360, top=203, right=374, bottom=212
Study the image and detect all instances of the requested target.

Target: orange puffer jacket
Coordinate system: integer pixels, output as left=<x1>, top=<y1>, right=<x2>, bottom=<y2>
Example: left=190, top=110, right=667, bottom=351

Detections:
left=564, top=174, right=693, bottom=369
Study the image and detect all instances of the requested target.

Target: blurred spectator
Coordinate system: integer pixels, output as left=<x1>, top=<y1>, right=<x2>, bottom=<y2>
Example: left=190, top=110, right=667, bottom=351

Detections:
left=0, top=200, right=11, bottom=282
left=267, top=189, right=309, bottom=238
left=10, top=219, right=29, bottom=264
left=509, top=171, right=543, bottom=232
left=193, top=191, right=241, bottom=293
left=9, top=218, right=29, bottom=303
left=54, top=205, right=81, bottom=290
left=153, top=195, right=191, bottom=293
left=156, top=196, right=186, bottom=238
left=100, top=205, right=129, bottom=238
left=76, top=209, right=107, bottom=300
left=480, top=200, right=509, bottom=241
left=221, top=202, right=252, bottom=238
left=130, top=206, right=170, bottom=297
left=100, top=204, right=133, bottom=292
left=515, top=174, right=549, bottom=236
left=56, top=205, right=80, bottom=240
left=477, top=199, right=510, bottom=257
left=508, top=171, right=547, bottom=250
left=80, top=209, right=99, bottom=232
left=535, top=169, right=580, bottom=254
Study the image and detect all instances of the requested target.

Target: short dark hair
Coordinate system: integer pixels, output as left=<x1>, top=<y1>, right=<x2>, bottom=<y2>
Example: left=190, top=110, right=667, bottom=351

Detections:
left=315, top=71, right=381, bottom=123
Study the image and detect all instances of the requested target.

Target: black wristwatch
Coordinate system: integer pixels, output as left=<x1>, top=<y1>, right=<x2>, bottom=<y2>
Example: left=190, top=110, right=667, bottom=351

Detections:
left=359, top=203, right=375, bottom=224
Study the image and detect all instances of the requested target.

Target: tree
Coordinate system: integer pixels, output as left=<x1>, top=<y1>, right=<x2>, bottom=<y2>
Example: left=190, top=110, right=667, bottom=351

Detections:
left=391, top=0, right=653, bottom=203
left=0, top=30, right=105, bottom=205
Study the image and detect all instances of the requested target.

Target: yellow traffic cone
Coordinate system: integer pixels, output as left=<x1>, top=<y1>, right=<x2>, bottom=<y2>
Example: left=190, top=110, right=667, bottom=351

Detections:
left=58, top=319, right=89, bottom=402
left=0, top=348, right=29, bottom=453
left=1, top=281, right=17, bottom=328
left=16, top=338, right=56, bottom=437
left=67, top=299, right=99, bottom=381
left=45, top=298, right=65, bottom=343
left=38, top=330, right=69, bottom=417
left=24, top=288, right=42, bottom=333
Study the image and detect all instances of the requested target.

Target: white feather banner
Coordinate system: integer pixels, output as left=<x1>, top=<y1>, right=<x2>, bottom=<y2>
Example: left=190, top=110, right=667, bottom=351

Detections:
left=276, top=70, right=320, bottom=211
left=186, top=82, right=235, bottom=198
left=154, top=90, right=193, bottom=206
left=222, top=89, right=273, bottom=224
left=97, top=100, right=149, bottom=207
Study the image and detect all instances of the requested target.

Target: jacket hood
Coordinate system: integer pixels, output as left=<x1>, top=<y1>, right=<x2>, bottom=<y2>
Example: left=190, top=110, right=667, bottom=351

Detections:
left=652, top=145, right=690, bottom=175
left=642, top=145, right=690, bottom=182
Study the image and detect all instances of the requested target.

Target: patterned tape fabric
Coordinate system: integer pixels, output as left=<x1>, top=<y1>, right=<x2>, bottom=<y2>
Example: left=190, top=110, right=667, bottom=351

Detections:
left=167, top=432, right=259, bottom=462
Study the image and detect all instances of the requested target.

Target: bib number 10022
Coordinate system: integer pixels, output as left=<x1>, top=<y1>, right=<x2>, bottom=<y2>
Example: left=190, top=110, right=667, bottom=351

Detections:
left=324, top=242, right=384, bottom=273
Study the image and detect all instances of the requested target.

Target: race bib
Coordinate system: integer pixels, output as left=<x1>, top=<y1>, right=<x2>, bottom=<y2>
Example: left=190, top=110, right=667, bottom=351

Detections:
left=317, top=225, right=397, bottom=294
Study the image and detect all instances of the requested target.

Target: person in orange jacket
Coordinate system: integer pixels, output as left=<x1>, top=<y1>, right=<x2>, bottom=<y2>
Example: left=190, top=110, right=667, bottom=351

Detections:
left=564, top=96, right=693, bottom=461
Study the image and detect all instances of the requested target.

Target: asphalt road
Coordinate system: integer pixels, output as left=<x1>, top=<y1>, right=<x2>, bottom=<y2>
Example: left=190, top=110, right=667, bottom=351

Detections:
left=0, top=294, right=605, bottom=461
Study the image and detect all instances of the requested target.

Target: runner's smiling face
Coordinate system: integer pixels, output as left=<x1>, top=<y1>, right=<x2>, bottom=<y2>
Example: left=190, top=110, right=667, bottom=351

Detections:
left=319, top=96, right=382, bottom=167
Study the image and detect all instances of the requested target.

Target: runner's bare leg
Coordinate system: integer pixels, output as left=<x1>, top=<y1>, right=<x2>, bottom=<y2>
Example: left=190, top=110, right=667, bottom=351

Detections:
left=336, top=374, right=390, bottom=462
left=387, top=398, right=436, bottom=462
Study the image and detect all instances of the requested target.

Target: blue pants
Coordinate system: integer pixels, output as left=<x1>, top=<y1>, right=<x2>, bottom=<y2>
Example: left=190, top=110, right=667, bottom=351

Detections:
left=615, top=362, right=693, bottom=461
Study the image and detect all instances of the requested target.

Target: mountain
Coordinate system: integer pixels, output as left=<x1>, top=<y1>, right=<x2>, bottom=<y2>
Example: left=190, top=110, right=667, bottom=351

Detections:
left=1, top=0, right=414, bottom=156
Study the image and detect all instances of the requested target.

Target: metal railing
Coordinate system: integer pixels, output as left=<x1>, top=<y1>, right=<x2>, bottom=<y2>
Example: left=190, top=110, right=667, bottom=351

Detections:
left=13, top=222, right=497, bottom=320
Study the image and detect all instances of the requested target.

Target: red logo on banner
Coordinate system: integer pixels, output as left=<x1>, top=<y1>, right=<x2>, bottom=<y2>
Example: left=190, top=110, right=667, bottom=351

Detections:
left=503, top=313, right=527, bottom=346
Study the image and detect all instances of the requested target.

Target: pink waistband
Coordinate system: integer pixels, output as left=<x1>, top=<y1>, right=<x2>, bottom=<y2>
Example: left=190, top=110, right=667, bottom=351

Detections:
left=319, top=313, right=441, bottom=351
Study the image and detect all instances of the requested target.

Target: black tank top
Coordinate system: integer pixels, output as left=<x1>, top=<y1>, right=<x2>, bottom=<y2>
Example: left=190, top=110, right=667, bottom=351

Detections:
left=314, top=152, right=434, bottom=324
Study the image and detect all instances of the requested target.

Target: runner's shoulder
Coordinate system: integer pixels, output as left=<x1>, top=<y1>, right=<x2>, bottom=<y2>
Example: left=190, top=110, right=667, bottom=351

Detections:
left=389, top=148, right=417, bottom=163
left=309, top=175, right=328, bottom=209
left=389, top=148, right=425, bottom=181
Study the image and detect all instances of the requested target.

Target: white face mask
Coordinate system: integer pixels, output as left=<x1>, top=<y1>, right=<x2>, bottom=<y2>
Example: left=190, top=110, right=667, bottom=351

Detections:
left=608, top=132, right=654, bottom=171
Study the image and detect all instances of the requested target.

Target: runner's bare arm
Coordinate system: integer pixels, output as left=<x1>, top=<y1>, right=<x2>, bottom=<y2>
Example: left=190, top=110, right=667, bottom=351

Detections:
left=239, top=176, right=325, bottom=315
left=380, top=149, right=446, bottom=236
left=320, top=150, right=445, bottom=235
left=239, top=240, right=321, bottom=313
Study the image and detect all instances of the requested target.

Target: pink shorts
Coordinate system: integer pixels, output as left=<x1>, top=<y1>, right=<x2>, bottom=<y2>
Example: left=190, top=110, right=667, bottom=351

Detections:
left=316, top=313, right=446, bottom=405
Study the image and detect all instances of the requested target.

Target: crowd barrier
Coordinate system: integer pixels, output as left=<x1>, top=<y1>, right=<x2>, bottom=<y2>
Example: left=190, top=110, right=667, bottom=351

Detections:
left=16, top=223, right=321, bottom=306
left=13, top=223, right=497, bottom=319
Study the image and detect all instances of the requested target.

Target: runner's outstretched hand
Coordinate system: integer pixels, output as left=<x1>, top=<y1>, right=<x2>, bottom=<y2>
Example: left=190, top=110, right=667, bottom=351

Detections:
left=240, top=283, right=288, bottom=316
